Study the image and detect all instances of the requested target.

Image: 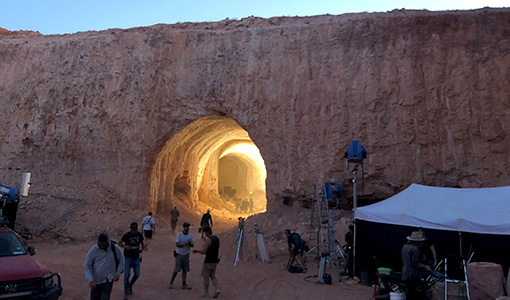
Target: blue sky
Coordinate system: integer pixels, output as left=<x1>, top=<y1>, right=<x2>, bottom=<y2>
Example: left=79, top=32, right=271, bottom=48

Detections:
left=2, top=0, right=509, bottom=35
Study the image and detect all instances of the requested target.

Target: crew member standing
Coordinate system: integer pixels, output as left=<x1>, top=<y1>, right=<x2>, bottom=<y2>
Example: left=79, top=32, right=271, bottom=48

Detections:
left=119, top=222, right=144, bottom=300
left=401, top=231, right=431, bottom=300
left=345, top=224, right=354, bottom=279
left=200, top=209, right=213, bottom=238
left=169, top=222, right=195, bottom=290
left=142, top=212, right=156, bottom=250
left=170, top=207, right=180, bottom=233
left=84, top=232, right=124, bottom=300
left=193, top=226, right=221, bottom=298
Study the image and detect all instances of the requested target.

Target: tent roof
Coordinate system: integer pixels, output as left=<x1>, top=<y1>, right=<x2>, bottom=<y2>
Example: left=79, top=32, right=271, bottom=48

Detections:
left=355, top=183, right=510, bottom=235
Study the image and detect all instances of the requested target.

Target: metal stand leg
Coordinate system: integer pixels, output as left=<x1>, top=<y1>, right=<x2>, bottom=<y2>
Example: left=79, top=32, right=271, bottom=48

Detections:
left=318, top=255, right=327, bottom=283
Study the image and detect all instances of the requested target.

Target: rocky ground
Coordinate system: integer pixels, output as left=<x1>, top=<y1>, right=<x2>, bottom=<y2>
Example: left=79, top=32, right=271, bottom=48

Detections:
left=14, top=187, right=374, bottom=300
left=27, top=209, right=373, bottom=300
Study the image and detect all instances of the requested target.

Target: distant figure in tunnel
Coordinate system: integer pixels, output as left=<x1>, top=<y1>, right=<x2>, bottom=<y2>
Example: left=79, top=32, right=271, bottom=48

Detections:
left=200, top=209, right=213, bottom=238
left=249, top=198, right=254, bottom=213
left=240, top=200, right=248, bottom=213
left=169, top=222, right=195, bottom=290
left=170, top=207, right=180, bottom=233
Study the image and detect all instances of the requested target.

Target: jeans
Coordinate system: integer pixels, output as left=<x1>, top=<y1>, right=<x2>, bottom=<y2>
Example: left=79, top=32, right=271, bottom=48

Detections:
left=90, top=281, right=113, bottom=300
left=124, top=257, right=140, bottom=294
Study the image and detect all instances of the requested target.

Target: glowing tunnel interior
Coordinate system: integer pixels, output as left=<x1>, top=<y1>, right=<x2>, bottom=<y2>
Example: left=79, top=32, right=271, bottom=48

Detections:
left=149, top=116, right=267, bottom=219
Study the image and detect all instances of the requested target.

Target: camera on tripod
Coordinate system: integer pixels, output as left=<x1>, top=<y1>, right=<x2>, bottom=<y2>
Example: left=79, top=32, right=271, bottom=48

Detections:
left=238, top=217, right=245, bottom=230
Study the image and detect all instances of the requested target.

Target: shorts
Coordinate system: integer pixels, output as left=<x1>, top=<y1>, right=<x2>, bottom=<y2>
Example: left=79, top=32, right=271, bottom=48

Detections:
left=174, top=254, right=190, bottom=273
left=201, top=263, right=217, bottom=278
left=144, top=230, right=153, bottom=239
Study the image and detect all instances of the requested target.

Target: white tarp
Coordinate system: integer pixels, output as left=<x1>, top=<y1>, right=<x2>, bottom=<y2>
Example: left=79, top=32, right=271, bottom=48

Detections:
left=355, top=183, right=510, bottom=235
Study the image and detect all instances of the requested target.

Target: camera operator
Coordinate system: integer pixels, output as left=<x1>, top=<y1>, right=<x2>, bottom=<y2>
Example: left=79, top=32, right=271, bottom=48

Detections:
left=200, top=209, right=213, bottom=238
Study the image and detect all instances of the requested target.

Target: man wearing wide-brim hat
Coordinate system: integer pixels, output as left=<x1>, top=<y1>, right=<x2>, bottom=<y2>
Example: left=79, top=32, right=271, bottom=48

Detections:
left=401, top=231, right=432, bottom=300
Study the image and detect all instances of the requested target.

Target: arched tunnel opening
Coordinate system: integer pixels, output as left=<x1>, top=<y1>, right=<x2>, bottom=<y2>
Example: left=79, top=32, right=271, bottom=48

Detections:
left=149, top=116, right=267, bottom=222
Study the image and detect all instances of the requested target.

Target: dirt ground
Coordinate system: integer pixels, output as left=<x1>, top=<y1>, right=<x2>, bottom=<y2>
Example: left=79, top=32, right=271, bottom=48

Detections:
left=28, top=212, right=374, bottom=300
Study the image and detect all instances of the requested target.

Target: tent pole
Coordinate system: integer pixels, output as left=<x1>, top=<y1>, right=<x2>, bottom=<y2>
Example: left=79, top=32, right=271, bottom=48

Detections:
left=352, top=167, right=358, bottom=278
left=353, top=220, right=356, bottom=279
left=352, top=168, right=358, bottom=211
left=459, top=231, right=463, bottom=257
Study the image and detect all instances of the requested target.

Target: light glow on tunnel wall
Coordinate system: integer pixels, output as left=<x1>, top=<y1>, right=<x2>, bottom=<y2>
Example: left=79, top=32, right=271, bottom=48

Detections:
left=217, top=142, right=267, bottom=214
left=220, top=143, right=267, bottom=181
left=149, top=116, right=267, bottom=217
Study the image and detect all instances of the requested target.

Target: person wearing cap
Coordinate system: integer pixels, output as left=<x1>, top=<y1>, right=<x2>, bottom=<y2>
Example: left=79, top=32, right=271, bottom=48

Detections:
left=169, top=221, right=195, bottom=290
left=119, top=222, right=144, bottom=299
left=200, top=209, right=213, bottom=238
left=401, top=230, right=431, bottom=300
left=84, top=232, right=125, bottom=300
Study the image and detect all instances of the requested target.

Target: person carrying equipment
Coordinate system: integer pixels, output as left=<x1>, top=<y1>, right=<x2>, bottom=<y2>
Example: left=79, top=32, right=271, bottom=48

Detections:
left=284, top=229, right=307, bottom=271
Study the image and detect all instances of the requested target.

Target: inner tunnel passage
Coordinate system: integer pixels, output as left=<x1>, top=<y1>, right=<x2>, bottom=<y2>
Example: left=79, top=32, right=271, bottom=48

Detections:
left=149, top=116, right=267, bottom=219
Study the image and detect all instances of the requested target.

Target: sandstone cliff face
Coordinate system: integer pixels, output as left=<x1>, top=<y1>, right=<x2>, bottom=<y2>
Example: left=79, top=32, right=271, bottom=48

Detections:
left=0, top=9, right=509, bottom=212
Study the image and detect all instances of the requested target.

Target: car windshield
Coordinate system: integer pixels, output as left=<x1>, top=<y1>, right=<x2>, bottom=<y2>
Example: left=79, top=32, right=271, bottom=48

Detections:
left=0, top=232, right=27, bottom=257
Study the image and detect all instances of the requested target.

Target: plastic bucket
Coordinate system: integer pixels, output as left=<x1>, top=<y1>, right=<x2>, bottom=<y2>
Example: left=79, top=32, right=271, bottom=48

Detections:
left=377, top=267, right=392, bottom=275
left=389, top=292, right=406, bottom=300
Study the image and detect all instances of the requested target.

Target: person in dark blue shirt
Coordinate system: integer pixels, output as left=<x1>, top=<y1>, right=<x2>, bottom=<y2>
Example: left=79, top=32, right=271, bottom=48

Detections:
left=284, top=229, right=307, bottom=270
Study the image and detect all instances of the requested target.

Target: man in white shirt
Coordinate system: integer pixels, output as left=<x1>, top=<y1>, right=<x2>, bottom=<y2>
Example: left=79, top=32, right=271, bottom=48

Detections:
left=142, top=212, right=156, bottom=250
left=169, top=222, right=195, bottom=290
left=84, top=232, right=124, bottom=300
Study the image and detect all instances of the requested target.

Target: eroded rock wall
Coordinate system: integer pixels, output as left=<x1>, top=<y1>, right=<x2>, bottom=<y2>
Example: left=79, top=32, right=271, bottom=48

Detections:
left=0, top=9, right=509, bottom=210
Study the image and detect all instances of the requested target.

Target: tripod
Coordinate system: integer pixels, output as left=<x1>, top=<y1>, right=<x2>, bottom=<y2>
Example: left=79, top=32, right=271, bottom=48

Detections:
left=228, top=217, right=251, bottom=266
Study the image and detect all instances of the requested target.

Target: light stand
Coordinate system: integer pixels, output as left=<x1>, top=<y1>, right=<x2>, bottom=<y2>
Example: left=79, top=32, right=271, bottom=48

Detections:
left=344, top=140, right=366, bottom=281
left=352, top=165, right=358, bottom=211
left=351, top=165, right=359, bottom=280
left=228, top=217, right=251, bottom=266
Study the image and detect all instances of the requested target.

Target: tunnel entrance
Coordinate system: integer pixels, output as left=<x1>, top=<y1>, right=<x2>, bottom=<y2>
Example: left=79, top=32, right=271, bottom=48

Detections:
left=149, top=116, right=267, bottom=220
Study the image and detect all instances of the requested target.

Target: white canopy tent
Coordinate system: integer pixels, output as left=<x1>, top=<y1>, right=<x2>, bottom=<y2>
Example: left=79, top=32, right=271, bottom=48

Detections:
left=355, top=183, right=510, bottom=235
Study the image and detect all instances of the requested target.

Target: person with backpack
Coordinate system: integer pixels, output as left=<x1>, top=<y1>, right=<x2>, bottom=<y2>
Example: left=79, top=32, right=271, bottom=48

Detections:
left=84, top=232, right=124, bottom=300
left=199, top=209, right=213, bottom=238
left=284, top=229, right=307, bottom=271
left=142, top=212, right=156, bottom=250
